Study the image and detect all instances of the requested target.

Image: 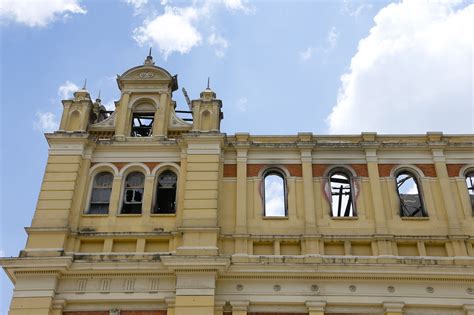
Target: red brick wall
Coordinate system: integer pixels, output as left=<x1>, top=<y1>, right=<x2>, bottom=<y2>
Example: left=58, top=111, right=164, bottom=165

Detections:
left=312, top=164, right=368, bottom=177
left=378, top=164, right=437, bottom=177
left=447, top=164, right=466, bottom=177
left=223, top=164, right=237, bottom=177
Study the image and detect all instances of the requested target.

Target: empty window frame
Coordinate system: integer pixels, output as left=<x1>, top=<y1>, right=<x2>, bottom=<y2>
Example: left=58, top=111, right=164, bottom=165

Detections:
left=262, top=169, right=287, bottom=217
left=88, top=172, right=113, bottom=214
left=466, top=171, right=474, bottom=214
left=131, top=112, right=154, bottom=137
left=329, top=170, right=355, bottom=217
left=153, top=170, right=177, bottom=214
left=396, top=171, right=427, bottom=217
left=122, top=172, right=145, bottom=214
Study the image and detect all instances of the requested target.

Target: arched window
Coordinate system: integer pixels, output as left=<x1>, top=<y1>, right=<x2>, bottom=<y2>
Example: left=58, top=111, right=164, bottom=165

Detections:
left=465, top=171, right=474, bottom=214
left=395, top=171, right=426, bottom=217
left=263, top=169, right=287, bottom=217
left=131, top=103, right=155, bottom=137
left=88, top=172, right=113, bottom=214
left=154, top=170, right=177, bottom=214
left=122, top=172, right=145, bottom=214
left=329, top=170, right=355, bottom=217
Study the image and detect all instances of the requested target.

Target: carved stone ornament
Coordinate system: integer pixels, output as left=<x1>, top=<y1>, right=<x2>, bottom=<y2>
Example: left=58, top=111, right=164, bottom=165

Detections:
left=110, top=309, right=120, bottom=315
left=138, top=72, right=155, bottom=79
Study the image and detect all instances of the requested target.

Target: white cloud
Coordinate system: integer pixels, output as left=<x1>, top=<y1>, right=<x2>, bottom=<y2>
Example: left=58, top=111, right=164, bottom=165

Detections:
left=58, top=80, right=79, bottom=99
left=124, top=0, right=147, bottom=10
left=223, top=0, right=255, bottom=14
left=0, top=0, right=86, bottom=27
left=34, top=112, right=59, bottom=133
left=133, top=6, right=202, bottom=59
left=327, top=1, right=474, bottom=134
left=327, top=27, right=339, bottom=49
left=133, top=1, right=254, bottom=59
left=236, top=97, right=248, bottom=112
left=342, top=1, right=373, bottom=18
left=299, top=47, right=313, bottom=62
left=208, top=32, right=229, bottom=58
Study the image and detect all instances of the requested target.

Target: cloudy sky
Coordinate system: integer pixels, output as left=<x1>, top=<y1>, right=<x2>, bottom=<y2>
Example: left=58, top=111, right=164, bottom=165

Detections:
left=0, top=0, right=473, bottom=310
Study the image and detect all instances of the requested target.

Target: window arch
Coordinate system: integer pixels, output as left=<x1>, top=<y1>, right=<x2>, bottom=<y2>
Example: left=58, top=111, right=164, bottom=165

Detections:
left=130, top=102, right=156, bottom=137
left=465, top=170, right=474, bottom=214
left=122, top=172, right=145, bottom=214
left=262, top=169, right=287, bottom=217
left=328, top=169, right=356, bottom=217
left=88, top=172, right=113, bottom=214
left=395, top=170, right=427, bottom=217
left=153, top=170, right=178, bottom=214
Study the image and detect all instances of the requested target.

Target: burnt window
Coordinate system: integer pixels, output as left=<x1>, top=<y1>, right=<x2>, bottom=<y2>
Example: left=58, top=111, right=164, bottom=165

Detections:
left=88, top=172, right=113, bottom=214
left=329, top=170, right=355, bottom=217
left=396, top=171, right=427, bottom=217
left=154, top=171, right=177, bottom=214
left=131, top=112, right=154, bottom=137
left=122, top=172, right=145, bottom=214
left=466, top=171, right=474, bottom=214
left=263, top=169, right=287, bottom=217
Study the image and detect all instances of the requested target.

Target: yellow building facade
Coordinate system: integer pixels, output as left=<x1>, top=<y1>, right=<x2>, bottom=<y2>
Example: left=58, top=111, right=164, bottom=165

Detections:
left=2, top=56, right=474, bottom=315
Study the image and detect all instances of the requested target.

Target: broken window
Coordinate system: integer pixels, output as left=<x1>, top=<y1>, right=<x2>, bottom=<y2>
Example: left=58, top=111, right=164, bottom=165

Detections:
left=396, top=171, right=426, bottom=217
left=466, top=171, right=474, bottom=214
left=329, top=170, right=355, bottom=217
left=153, top=171, right=177, bottom=214
left=122, top=172, right=145, bottom=214
left=263, top=169, right=287, bottom=217
left=88, top=172, right=113, bottom=214
left=131, top=112, right=154, bottom=137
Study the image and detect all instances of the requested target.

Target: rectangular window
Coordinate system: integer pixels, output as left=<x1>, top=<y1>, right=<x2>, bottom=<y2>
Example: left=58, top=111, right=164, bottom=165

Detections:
left=131, top=112, right=154, bottom=137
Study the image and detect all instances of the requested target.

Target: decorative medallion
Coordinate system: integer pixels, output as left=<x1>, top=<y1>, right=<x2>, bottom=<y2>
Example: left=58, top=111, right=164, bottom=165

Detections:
left=349, top=285, right=357, bottom=292
left=273, top=284, right=281, bottom=292
left=311, top=284, right=320, bottom=292
left=387, top=286, right=395, bottom=293
left=138, top=72, right=155, bottom=79
left=467, top=288, right=474, bottom=295
left=426, top=286, right=434, bottom=293
left=236, top=284, right=244, bottom=291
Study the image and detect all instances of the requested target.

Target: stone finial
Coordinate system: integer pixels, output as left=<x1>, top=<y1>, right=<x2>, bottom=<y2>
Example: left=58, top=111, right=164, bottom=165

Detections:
left=144, top=47, right=155, bottom=65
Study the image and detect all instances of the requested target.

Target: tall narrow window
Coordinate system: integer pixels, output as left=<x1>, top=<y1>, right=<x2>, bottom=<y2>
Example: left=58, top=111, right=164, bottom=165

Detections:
left=122, top=172, right=145, bottom=214
left=329, top=170, right=355, bottom=217
left=154, top=171, right=177, bottom=214
left=88, top=172, right=113, bottom=214
left=131, top=112, right=154, bottom=137
left=396, top=171, right=426, bottom=217
left=263, top=170, right=287, bottom=217
left=466, top=171, right=474, bottom=214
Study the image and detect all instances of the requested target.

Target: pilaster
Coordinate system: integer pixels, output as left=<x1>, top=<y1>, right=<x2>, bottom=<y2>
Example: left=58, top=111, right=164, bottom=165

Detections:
left=383, top=302, right=404, bottom=315
left=230, top=300, right=249, bottom=315
left=114, top=92, right=130, bottom=140
left=306, top=300, right=326, bottom=315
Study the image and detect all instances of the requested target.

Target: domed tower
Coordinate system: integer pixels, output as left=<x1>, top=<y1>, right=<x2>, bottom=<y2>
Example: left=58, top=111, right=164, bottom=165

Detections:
left=191, top=79, right=223, bottom=132
left=58, top=81, right=93, bottom=132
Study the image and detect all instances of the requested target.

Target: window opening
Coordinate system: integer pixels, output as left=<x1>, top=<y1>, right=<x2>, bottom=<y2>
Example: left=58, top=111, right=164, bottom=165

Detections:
left=122, top=172, right=145, bottom=214
left=329, top=171, right=354, bottom=217
left=263, top=171, right=287, bottom=217
left=131, top=112, right=154, bottom=137
left=466, top=171, right=474, bottom=214
left=154, top=171, right=177, bottom=214
left=88, top=172, right=113, bottom=214
left=396, top=171, right=426, bottom=217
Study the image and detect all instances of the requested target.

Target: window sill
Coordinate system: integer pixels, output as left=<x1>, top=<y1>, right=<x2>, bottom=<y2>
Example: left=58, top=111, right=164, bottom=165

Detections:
left=401, top=216, right=429, bottom=220
left=262, top=216, right=289, bottom=220
left=330, top=216, right=358, bottom=220
left=117, top=214, right=142, bottom=217
left=150, top=213, right=176, bottom=217
left=82, top=213, right=109, bottom=217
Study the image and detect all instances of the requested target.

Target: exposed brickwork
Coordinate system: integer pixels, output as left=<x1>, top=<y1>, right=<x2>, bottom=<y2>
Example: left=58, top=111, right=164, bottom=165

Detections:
left=447, top=164, right=466, bottom=177
left=112, top=162, right=127, bottom=171
left=247, top=164, right=302, bottom=177
left=143, top=162, right=160, bottom=171
left=223, top=164, right=237, bottom=177
left=378, top=164, right=437, bottom=177
left=350, top=164, right=369, bottom=177
left=64, top=312, right=166, bottom=315
left=312, top=164, right=327, bottom=177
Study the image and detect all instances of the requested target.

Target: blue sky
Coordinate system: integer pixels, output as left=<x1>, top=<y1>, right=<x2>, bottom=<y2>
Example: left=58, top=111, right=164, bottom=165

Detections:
left=0, top=0, right=473, bottom=312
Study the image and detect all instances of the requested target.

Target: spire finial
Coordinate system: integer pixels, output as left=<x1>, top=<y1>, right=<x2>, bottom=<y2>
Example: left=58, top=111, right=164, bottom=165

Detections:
left=144, top=47, right=155, bottom=65
left=207, top=77, right=210, bottom=89
left=96, top=89, right=101, bottom=102
left=82, top=78, right=87, bottom=90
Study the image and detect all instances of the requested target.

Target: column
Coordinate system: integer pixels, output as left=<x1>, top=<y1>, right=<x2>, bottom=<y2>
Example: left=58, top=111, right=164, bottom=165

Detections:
left=153, top=92, right=168, bottom=137
left=108, top=175, right=123, bottom=215
left=174, top=273, right=216, bottom=315
left=142, top=174, right=155, bottom=215
left=383, top=302, right=404, bottom=315
left=115, top=92, right=130, bottom=140
left=364, top=144, right=388, bottom=235
left=306, top=301, right=326, bottom=315
left=431, top=148, right=462, bottom=235
left=230, top=300, right=249, bottom=315
left=235, top=134, right=249, bottom=235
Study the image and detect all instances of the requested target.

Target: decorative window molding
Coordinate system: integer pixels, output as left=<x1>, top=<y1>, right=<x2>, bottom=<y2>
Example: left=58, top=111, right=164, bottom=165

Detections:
left=87, top=172, right=113, bottom=214
left=395, top=170, right=427, bottom=217
left=122, top=172, right=145, bottom=214
left=261, top=168, right=288, bottom=217
left=324, top=168, right=357, bottom=217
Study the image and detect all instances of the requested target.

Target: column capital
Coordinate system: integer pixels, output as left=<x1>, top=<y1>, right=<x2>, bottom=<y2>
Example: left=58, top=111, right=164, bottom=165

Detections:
left=214, top=300, right=226, bottom=311
left=306, top=300, right=326, bottom=311
left=230, top=300, right=249, bottom=311
left=364, top=148, right=378, bottom=162
left=383, top=301, right=404, bottom=313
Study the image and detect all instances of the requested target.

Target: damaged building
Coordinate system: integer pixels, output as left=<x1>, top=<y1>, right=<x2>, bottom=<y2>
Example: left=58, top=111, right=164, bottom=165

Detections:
left=1, top=54, right=474, bottom=315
